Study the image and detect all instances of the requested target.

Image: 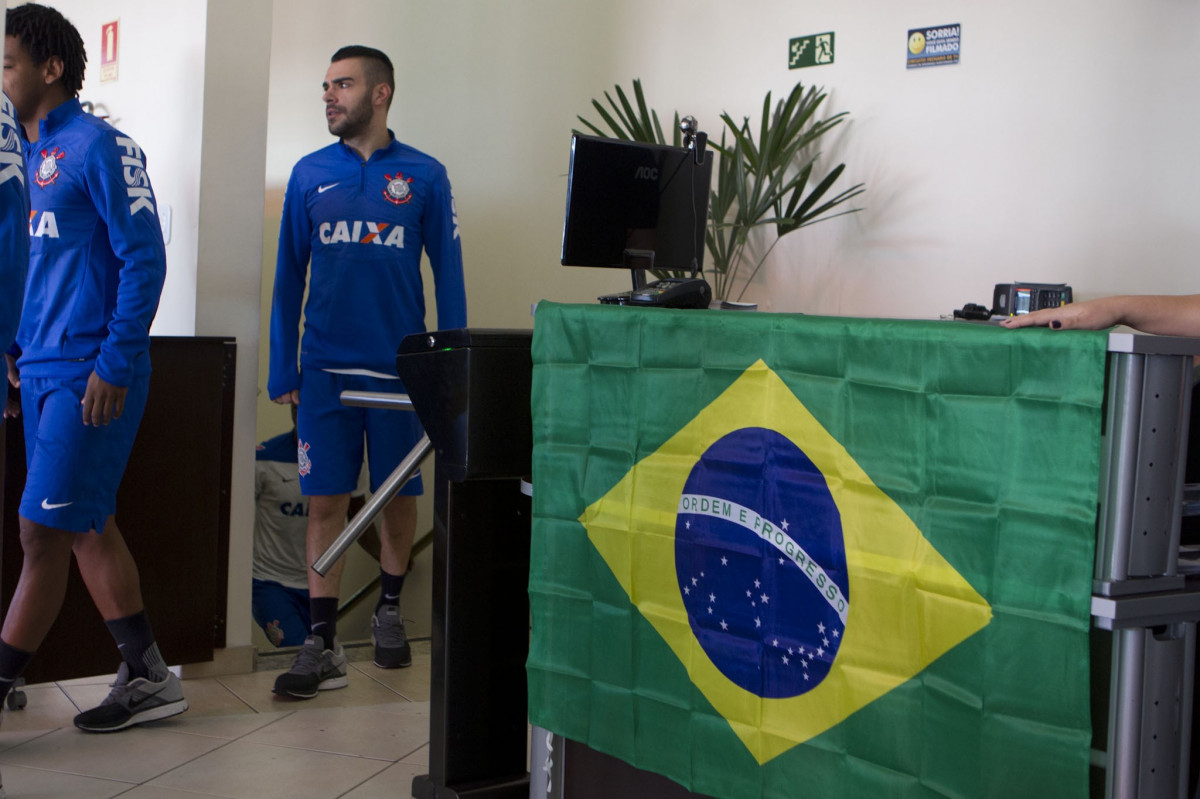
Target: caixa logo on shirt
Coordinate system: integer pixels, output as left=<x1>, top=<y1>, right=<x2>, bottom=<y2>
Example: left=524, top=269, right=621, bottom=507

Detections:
left=29, top=210, right=58, bottom=238
left=317, top=220, right=405, bottom=248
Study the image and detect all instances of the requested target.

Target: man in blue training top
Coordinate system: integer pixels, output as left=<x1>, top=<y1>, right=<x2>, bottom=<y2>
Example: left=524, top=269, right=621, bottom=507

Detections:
left=0, top=3, right=184, bottom=732
left=268, top=45, right=466, bottom=698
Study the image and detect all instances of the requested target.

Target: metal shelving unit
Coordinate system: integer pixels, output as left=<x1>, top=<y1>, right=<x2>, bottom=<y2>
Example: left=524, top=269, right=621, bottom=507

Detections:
left=1091, top=330, right=1200, bottom=799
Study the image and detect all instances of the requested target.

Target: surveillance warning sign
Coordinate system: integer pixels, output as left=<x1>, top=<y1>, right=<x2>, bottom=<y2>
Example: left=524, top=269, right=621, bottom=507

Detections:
left=907, top=24, right=960, bottom=69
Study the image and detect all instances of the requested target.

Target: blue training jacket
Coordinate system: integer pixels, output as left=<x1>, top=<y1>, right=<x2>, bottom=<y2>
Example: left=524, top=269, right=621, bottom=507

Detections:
left=0, top=93, right=29, bottom=352
left=268, top=135, right=466, bottom=399
left=19, top=98, right=166, bottom=386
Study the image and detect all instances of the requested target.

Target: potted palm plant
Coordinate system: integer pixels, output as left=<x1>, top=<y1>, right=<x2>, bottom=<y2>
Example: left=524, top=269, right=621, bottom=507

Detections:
left=578, top=79, right=864, bottom=303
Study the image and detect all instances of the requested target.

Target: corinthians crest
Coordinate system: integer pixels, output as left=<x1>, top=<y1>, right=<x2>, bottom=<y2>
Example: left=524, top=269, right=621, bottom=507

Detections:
left=382, top=172, right=413, bottom=205
left=297, top=439, right=312, bottom=477
left=35, top=146, right=66, bottom=188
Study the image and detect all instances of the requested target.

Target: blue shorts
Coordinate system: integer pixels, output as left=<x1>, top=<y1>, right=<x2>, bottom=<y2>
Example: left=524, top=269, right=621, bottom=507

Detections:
left=296, top=370, right=424, bottom=497
left=19, top=374, right=149, bottom=534
left=251, top=578, right=311, bottom=647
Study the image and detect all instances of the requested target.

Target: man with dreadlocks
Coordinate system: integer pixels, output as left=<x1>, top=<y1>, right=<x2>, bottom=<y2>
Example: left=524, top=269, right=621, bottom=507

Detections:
left=0, top=3, right=185, bottom=733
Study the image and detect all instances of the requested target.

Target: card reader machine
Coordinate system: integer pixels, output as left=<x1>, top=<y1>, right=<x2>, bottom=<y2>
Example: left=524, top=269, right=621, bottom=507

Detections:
left=992, top=282, right=1073, bottom=316
left=598, top=277, right=713, bottom=310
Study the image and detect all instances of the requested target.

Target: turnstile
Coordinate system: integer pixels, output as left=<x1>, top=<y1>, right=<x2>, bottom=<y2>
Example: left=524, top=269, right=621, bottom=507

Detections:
left=397, top=329, right=534, bottom=799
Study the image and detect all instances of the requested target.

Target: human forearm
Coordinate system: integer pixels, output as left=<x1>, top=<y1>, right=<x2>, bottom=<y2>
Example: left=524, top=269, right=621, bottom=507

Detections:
left=1000, top=294, right=1200, bottom=336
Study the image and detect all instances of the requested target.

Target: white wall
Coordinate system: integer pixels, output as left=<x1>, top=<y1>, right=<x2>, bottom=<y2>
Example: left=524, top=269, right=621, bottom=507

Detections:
left=46, top=0, right=207, bottom=334
left=195, top=0, right=271, bottom=652
left=771, top=4, right=1200, bottom=318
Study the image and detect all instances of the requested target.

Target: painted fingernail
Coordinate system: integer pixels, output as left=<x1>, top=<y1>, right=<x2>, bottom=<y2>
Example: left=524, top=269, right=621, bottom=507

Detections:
left=1050, top=321, right=1062, bottom=329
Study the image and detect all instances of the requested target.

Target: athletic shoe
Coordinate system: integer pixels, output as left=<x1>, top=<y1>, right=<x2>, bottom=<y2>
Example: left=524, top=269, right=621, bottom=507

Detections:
left=73, top=664, right=189, bottom=733
left=272, top=635, right=348, bottom=698
left=372, top=604, right=412, bottom=669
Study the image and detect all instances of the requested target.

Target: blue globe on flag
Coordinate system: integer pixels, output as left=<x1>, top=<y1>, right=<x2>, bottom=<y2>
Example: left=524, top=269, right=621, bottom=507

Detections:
left=675, top=427, right=849, bottom=699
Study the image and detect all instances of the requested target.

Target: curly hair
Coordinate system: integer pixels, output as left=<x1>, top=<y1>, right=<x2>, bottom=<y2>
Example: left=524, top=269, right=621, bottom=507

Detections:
left=6, top=4, right=87, bottom=96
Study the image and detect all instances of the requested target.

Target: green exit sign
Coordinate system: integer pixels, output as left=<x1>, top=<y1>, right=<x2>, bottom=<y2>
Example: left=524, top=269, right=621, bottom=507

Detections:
left=789, top=32, right=835, bottom=69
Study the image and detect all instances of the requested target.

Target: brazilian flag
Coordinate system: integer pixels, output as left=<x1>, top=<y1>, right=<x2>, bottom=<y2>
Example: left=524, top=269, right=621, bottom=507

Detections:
left=528, top=302, right=1108, bottom=799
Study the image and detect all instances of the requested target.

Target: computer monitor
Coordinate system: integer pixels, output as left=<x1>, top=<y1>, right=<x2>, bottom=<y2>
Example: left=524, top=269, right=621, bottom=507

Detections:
left=561, top=133, right=712, bottom=275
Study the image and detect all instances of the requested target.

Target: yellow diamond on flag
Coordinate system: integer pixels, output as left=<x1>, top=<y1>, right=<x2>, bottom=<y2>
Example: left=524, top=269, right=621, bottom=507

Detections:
left=579, top=359, right=993, bottom=765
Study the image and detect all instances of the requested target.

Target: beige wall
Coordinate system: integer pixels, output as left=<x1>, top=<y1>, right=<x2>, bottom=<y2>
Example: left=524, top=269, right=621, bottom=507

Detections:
left=31, top=0, right=208, bottom=335
left=256, top=2, right=1200, bottom=651
left=12, top=0, right=1200, bottom=659
left=260, top=3, right=1200, bottom=444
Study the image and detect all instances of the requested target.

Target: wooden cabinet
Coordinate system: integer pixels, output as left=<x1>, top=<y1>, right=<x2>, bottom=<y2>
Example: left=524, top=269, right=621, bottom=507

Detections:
left=0, top=336, right=235, bottom=683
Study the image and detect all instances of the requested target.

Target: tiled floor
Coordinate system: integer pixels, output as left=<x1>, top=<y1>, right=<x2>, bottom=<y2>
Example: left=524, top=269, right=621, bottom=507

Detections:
left=0, top=641, right=433, bottom=798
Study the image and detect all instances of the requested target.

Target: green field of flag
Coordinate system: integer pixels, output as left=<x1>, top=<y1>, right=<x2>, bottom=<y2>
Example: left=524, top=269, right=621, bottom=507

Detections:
left=529, top=302, right=1107, bottom=799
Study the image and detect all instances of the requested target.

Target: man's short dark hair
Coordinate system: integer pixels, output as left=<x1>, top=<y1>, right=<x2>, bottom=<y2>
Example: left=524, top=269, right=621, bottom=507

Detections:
left=331, top=45, right=394, bottom=107
left=6, top=3, right=87, bottom=96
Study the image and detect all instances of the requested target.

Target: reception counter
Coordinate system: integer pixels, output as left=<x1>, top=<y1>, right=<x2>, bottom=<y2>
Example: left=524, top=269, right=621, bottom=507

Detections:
left=526, top=305, right=1198, bottom=799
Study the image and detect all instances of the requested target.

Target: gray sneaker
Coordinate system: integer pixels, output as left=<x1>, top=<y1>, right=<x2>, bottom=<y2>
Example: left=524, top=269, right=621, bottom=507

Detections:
left=73, top=664, right=188, bottom=732
left=372, top=605, right=412, bottom=669
left=272, top=635, right=348, bottom=698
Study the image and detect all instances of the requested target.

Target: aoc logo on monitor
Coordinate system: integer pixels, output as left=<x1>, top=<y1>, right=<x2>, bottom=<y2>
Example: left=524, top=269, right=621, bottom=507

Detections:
left=633, top=166, right=659, bottom=181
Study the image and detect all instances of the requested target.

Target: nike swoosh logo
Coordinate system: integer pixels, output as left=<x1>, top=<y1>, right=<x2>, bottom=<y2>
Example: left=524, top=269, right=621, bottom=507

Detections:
left=317, top=182, right=339, bottom=194
left=127, top=684, right=167, bottom=709
left=41, top=499, right=73, bottom=510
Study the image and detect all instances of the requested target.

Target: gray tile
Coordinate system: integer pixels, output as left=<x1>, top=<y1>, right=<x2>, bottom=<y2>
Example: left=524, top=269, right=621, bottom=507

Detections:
left=0, top=763, right=135, bottom=798
left=341, top=759, right=428, bottom=798
left=401, top=743, right=428, bottom=767
left=118, top=787, right=237, bottom=798
left=0, top=726, right=55, bottom=755
left=147, top=740, right=388, bottom=799
left=169, top=677, right=262, bottom=717
left=0, top=683, right=80, bottom=733
left=243, top=703, right=429, bottom=761
left=0, top=726, right=226, bottom=783
left=161, top=709, right=293, bottom=741
left=351, top=653, right=431, bottom=702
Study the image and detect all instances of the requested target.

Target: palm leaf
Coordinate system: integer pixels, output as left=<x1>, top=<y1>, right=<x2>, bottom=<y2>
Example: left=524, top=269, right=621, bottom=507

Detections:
left=578, top=78, right=866, bottom=297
